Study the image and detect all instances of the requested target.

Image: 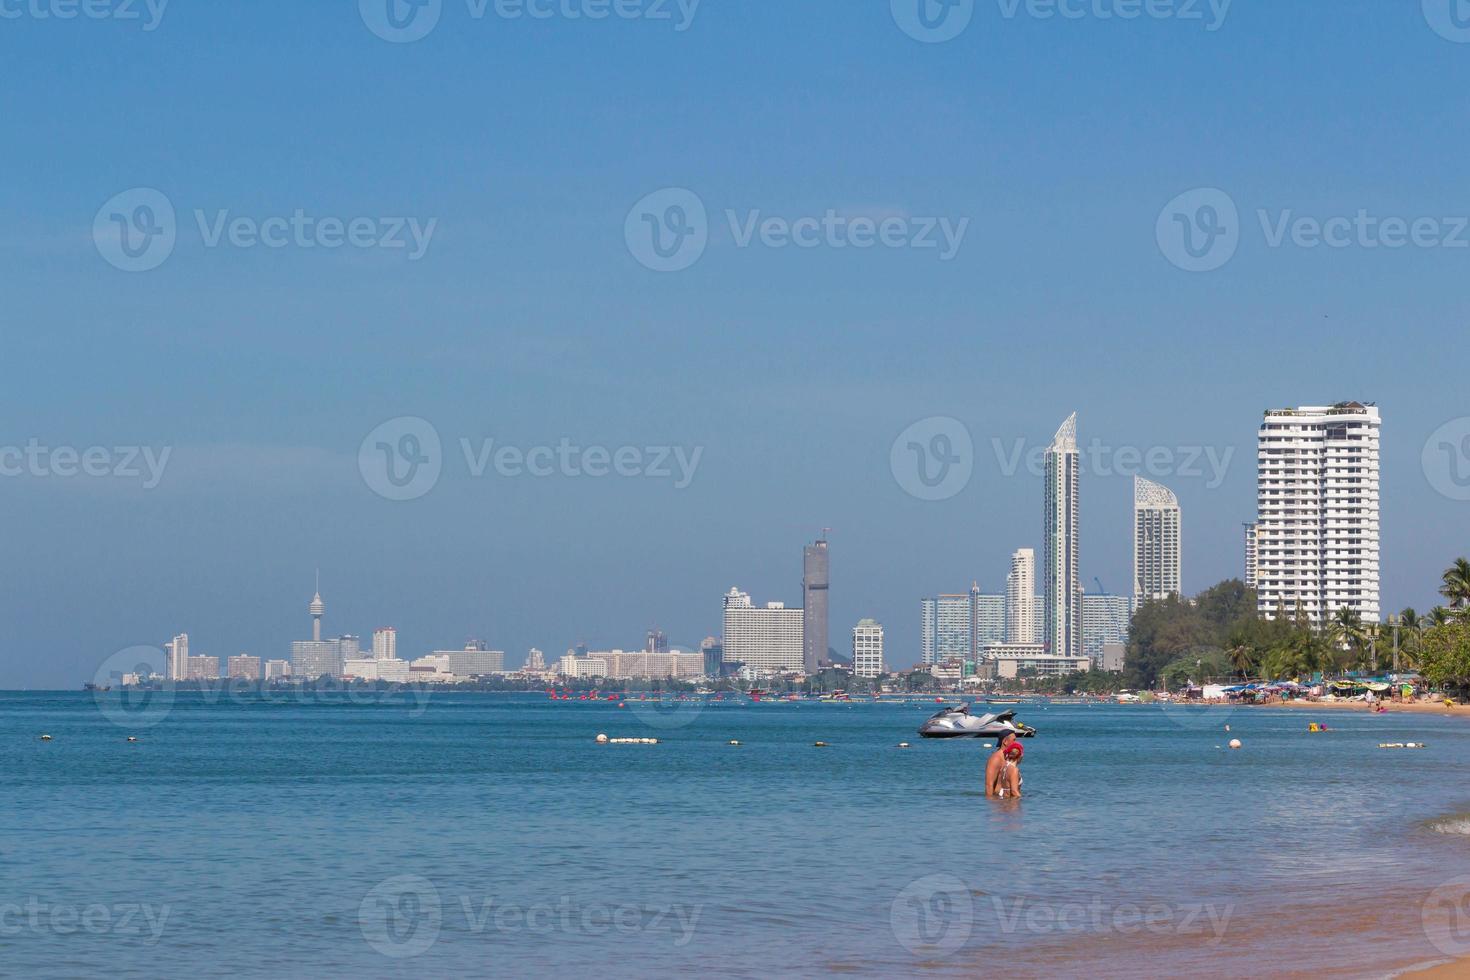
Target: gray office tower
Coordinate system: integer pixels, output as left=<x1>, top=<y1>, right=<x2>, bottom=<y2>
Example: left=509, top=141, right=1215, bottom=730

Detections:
left=802, top=536, right=830, bottom=673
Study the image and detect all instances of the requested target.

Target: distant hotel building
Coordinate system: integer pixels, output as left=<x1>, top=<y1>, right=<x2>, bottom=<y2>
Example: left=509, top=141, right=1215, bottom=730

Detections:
left=227, top=655, right=261, bottom=680
left=1081, top=593, right=1131, bottom=665
left=1254, top=403, right=1381, bottom=623
left=802, top=536, right=830, bottom=673
left=436, top=643, right=505, bottom=678
left=372, top=628, right=397, bottom=661
left=979, top=644, right=1090, bottom=679
left=1243, top=522, right=1258, bottom=589
left=852, top=619, right=884, bottom=678
left=722, top=587, right=804, bottom=675
left=1006, top=549, right=1037, bottom=644
left=556, top=649, right=703, bottom=680
left=264, top=659, right=291, bottom=680
left=1043, top=413, right=1081, bottom=657
left=922, top=586, right=1042, bottom=665
left=166, top=633, right=189, bottom=682
left=1133, top=476, right=1182, bottom=604
left=186, top=655, right=220, bottom=680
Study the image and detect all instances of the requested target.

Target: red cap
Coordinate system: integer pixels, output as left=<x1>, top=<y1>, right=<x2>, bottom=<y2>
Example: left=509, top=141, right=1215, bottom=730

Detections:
left=1004, top=742, right=1024, bottom=760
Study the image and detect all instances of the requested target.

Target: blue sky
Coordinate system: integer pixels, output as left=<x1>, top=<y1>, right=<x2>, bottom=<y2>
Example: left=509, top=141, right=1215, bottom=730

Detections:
left=3, top=0, right=1469, bottom=686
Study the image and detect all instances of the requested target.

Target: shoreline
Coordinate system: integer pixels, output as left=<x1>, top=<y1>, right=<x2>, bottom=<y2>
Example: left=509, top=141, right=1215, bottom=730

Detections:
left=1251, top=699, right=1470, bottom=719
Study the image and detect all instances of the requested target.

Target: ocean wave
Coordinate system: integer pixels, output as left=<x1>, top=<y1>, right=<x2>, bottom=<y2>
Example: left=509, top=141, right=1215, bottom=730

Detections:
left=1426, top=814, right=1470, bottom=836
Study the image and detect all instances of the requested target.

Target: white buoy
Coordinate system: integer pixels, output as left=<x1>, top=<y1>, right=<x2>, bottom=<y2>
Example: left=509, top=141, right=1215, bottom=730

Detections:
left=1224, top=724, right=1231, bottom=732
left=1228, top=738, right=1242, bottom=749
left=898, top=742, right=910, bottom=748
left=595, top=733, right=609, bottom=744
left=728, top=740, right=741, bottom=746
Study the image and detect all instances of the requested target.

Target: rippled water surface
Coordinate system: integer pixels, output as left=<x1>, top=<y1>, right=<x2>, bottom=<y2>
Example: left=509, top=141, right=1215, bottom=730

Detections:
left=3, top=692, right=1470, bottom=978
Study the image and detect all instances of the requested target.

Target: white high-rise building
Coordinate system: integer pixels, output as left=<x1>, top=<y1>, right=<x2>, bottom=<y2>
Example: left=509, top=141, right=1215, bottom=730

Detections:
left=921, top=587, right=999, bottom=664
left=721, top=587, right=804, bottom=675
left=372, top=628, right=397, bottom=660
left=1006, top=549, right=1037, bottom=644
left=1255, top=403, right=1381, bottom=624
left=1133, top=476, right=1182, bottom=604
left=852, top=619, right=884, bottom=679
left=1243, top=522, right=1259, bottom=589
left=1043, top=413, right=1081, bottom=658
left=166, top=633, right=189, bottom=681
left=525, top=648, right=546, bottom=671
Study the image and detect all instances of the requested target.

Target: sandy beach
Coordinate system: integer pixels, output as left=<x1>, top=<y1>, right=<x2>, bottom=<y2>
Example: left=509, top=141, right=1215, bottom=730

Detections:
left=1262, top=699, right=1470, bottom=719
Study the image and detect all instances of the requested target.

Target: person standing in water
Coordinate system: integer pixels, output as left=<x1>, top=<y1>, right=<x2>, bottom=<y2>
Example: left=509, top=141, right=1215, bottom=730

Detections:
left=998, top=741, right=1023, bottom=798
left=985, top=732, right=1015, bottom=798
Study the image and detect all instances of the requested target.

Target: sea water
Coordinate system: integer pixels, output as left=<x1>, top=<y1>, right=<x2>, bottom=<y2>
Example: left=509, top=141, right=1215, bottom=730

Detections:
left=3, top=692, right=1469, bottom=978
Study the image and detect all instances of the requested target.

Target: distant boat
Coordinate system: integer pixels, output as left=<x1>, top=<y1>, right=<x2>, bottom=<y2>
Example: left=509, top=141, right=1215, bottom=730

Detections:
left=83, top=683, right=111, bottom=692
left=987, top=697, right=1020, bottom=705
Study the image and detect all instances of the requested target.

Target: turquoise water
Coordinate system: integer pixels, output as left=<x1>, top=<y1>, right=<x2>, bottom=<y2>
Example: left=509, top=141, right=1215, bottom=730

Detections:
left=4, top=692, right=1470, bottom=978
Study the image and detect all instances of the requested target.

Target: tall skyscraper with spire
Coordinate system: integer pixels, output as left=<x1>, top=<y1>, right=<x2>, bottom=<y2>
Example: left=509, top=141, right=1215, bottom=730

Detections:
left=310, top=571, right=325, bottom=642
left=1133, top=476, right=1182, bottom=604
left=1043, top=413, right=1080, bottom=658
left=802, top=534, right=830, bottom=674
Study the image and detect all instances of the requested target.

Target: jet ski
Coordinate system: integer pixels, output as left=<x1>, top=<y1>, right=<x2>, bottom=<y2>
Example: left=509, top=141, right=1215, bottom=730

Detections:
left=918, top=704, right=1037, bottom=739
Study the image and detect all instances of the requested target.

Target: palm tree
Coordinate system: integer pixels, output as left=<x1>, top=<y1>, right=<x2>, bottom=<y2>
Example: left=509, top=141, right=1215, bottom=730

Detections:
left=1228, top=644, right=1255, bottom=680
left=1328, top=608, right=1366, bottom=674
left=1442, top=558, right=1470, bottom=613
left=1395, top=608, right=1424, bottom=671
left=1430, top=606, right=1454, bottom=629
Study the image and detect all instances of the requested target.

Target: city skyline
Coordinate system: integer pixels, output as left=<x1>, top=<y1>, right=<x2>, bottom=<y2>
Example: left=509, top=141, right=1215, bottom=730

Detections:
left=17, top=394, right=1464, bottom=686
